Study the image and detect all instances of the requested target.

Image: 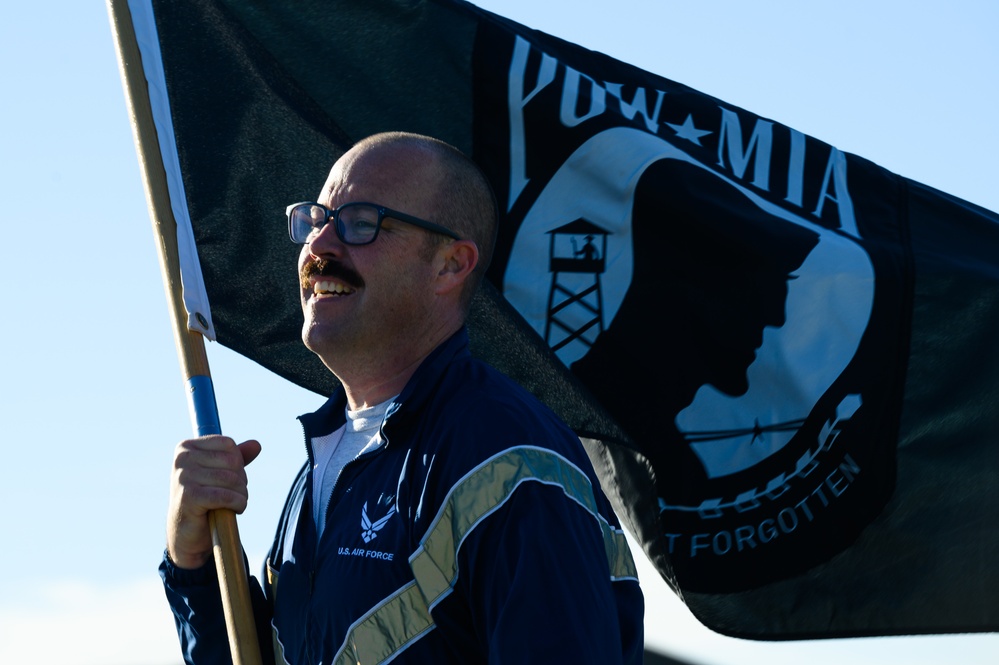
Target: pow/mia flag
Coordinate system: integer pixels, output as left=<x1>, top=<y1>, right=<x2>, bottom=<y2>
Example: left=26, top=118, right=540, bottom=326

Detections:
left=114, top=0, right=999, bottom=639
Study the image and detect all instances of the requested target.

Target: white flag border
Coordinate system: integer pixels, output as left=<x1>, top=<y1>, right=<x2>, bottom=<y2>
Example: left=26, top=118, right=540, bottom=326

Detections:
left=127, top=0, right=216, bottom=340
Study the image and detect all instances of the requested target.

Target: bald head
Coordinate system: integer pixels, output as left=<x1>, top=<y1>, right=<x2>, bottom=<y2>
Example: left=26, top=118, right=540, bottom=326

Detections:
left=346, top=133, right=498, bottom=308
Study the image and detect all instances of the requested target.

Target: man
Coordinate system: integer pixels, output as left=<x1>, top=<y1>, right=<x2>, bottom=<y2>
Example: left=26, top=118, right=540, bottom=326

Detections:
left=160, top=132, right=644, bottom=664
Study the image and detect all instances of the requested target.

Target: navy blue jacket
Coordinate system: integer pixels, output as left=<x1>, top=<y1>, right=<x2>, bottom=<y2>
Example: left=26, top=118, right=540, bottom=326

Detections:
left=161, top=328, right=644, bottom=663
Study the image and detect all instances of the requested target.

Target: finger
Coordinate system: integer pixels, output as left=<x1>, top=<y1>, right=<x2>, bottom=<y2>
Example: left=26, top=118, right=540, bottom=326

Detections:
left=175, top=480, right=251, bottom=515
left=175, top=436, right=245, bottom=470
left=174, top=463, right=250, bottom=500
left=171, top=439, right=251, bottom=506
left=236, top=439, right=262, bottom=467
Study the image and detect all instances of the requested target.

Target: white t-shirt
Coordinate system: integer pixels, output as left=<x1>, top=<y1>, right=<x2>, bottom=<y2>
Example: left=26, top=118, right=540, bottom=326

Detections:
left=311, top=397, right=395, bottom=540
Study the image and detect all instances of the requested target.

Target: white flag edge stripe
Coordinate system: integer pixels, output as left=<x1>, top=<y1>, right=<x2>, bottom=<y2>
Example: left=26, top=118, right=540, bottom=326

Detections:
left=127, top=0, right=217, bottom=340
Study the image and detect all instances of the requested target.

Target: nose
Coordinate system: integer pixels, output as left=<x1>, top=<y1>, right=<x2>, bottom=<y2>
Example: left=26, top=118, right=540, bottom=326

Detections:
left=306, top=219, right=346, bottom=259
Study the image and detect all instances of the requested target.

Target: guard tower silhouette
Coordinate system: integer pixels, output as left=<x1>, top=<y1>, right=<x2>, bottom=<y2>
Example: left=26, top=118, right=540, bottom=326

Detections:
left=544, top=218, right=610, bottom=353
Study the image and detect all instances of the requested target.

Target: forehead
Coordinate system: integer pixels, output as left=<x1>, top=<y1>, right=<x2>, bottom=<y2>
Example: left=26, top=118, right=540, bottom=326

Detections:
left=318, top=143, right=439, bottom=214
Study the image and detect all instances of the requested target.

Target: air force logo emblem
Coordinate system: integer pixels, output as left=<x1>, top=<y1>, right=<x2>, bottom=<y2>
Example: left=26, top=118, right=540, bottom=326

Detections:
left=360, top=501, right=396, bottom=543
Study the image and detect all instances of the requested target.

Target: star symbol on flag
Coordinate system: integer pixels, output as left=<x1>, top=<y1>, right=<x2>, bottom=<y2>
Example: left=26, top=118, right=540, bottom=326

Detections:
left=666, top=114, right=712, bottom=145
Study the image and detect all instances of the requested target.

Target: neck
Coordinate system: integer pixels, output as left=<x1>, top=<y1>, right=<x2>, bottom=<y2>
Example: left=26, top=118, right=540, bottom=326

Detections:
left=332, top=318, right=461, bottom=410
left=339, top=356, right=422, bottom=410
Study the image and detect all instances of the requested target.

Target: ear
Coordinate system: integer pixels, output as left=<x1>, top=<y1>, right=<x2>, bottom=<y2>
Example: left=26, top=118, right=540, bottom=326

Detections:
left=433, top=239, right=479, bottom=296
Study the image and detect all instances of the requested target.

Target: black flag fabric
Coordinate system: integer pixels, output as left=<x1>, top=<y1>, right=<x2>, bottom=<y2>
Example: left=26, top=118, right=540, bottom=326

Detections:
left=121, top=0, right=999, bottom=639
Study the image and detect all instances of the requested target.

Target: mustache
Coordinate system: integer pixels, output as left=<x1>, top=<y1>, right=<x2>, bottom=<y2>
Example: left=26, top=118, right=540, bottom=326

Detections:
left=300, top=258, right=364, bottom=290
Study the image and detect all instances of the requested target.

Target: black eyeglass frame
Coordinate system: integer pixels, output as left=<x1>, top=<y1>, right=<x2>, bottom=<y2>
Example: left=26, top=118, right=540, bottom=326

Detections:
left=286, top=201, right=461, bottom=245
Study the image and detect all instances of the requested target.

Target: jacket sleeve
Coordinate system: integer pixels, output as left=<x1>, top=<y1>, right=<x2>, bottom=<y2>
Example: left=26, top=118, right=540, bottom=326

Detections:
left=431, top=477, right=645, bottom=664
left=159, top=551, right=276, bottom=665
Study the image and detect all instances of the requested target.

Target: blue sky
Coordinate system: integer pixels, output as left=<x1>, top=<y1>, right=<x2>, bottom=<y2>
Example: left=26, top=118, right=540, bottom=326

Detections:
left=1, top=1, right=996, bottom=663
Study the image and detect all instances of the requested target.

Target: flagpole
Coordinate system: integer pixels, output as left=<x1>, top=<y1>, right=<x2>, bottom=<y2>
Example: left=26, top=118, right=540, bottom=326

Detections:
left=106, top=2, right=263, bottom=664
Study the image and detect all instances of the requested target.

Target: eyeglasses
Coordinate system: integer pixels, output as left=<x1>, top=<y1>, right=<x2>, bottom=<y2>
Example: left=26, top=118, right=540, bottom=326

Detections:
left=286, top=201, right=461, bottom=245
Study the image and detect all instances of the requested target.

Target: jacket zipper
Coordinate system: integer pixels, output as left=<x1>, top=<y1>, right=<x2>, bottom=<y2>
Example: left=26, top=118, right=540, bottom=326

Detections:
left=299, top=412, right=394, bottom=662
left=311, top=402, right=399, bottom=542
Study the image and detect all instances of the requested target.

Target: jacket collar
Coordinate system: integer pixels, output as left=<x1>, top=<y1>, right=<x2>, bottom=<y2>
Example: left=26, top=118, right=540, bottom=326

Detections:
left=298, top=327, right=471, bottom=441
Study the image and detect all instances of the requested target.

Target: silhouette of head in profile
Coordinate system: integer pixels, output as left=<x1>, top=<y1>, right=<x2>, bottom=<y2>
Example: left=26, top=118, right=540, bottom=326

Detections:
left=571, top=158, right=818, bottom=487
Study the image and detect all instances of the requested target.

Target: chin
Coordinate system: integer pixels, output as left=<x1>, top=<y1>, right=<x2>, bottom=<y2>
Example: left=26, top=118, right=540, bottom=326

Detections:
left=301, top=322, right=332, bottom=356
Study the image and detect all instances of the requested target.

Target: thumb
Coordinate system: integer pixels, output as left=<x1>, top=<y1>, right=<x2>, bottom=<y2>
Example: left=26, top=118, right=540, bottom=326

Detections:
left=236, top=439, right=262, bottom=467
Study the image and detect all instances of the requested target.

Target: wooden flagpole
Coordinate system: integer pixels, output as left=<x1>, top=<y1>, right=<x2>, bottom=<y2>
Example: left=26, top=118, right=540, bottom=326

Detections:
left=106, top=1, right=263, bottom=663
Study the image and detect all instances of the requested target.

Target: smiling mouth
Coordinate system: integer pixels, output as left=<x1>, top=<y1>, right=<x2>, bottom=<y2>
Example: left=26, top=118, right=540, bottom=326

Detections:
left=313, top=280, right=356, bottom=296
left=301, top=258, right=364, bottom=294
